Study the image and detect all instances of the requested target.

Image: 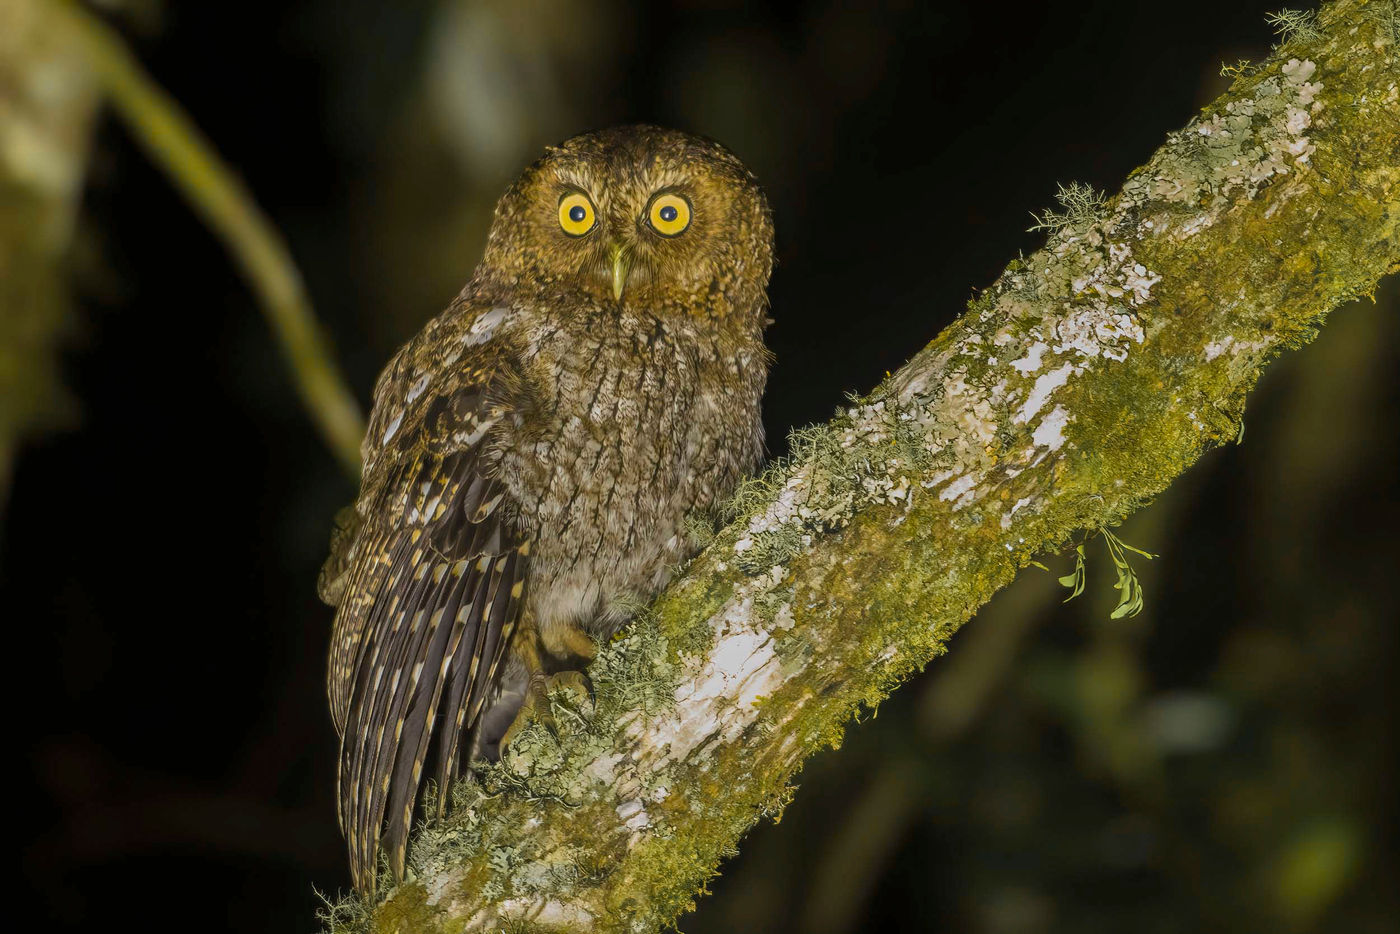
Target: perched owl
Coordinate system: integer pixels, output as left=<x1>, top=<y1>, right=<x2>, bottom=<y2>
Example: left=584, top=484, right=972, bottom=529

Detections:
left=319, top=125, right=775, bottom=893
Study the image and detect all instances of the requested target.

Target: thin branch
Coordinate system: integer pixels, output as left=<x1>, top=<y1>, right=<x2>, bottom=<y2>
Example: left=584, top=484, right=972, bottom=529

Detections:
left=339, top=1, right=1398, bottom=930
left=50, top=0, right=365, bottom=475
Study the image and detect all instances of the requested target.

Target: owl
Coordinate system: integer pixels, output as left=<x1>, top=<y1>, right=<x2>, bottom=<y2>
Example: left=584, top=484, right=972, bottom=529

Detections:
left=318, top=125, right=775, bottom=893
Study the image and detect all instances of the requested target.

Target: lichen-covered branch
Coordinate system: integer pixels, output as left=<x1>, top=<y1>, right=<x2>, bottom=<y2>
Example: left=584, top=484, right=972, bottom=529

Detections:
left=349, top=3, right=1399, bottom=931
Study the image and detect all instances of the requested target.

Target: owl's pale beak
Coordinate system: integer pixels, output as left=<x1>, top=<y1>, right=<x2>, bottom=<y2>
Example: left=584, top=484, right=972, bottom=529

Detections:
left=610, top=242, right=633, bottom=301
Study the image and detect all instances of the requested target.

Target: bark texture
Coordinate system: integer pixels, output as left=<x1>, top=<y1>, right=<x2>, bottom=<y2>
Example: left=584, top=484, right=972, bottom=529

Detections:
left=352, top=2, right=1399, bottom=930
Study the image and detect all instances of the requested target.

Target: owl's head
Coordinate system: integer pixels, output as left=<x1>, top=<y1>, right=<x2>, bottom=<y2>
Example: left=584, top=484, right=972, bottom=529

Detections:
left=480, top=125, right=773, bottom=316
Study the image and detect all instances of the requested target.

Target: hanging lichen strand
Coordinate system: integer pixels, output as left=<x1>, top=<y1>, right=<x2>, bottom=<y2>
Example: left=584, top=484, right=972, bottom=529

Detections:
left=331, top=2, right=1399, bottom=931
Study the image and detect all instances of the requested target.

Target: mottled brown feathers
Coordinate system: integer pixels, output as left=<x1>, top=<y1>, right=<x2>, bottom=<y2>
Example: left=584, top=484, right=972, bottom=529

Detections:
left=323, top=125, right=773, bottom=893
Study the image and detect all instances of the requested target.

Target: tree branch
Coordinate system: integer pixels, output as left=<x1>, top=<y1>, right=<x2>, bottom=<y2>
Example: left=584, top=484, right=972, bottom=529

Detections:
left=345, top=2, right=1399, bottom=930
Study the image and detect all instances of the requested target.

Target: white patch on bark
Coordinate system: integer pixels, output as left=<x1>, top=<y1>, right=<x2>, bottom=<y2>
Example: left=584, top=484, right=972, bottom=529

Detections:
left=1016, top=363, right=1077, bottom=423
left=639, top=597, right=787, bottom=768
left=1010, top=342, right=1048, bottom=374
left=1002, top=494, right=1036, bottom=528
left=497, top=898, right=595, bottom=928
left=1054, top=306, right=1145, bottom=361
left=616, top=799, right=650, bottom=833
left=583, top=751, right=625, bottom=786
left=1204, top=334, right=1271, bottom=362
left=1032, top=406, right=1071, bottom=450
left=743, top=472, right=809, bottom=537
left=939, top=474, right=977, bottom=503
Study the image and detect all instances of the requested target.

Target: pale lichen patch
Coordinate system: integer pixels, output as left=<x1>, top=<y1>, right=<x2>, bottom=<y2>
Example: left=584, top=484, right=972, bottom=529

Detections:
left=616, top=799, right=650, bottom=835
left=1203, top=334, right=1275, bottom=365
left=1000, top=495, right=1037, bottom=530
left=1010, top=341, right=1048, bottom=374
left=496, top=897, right=596, bottom=929
left=1124, top=56, right=1325, bottom=242
left=1054, top=307, right=1145, bottom=361
left=1016, top=363, right=1077, bottom=423
left=939, top=473, right=977, bottom=503
left=1032, top=406, right=1071, bottom=451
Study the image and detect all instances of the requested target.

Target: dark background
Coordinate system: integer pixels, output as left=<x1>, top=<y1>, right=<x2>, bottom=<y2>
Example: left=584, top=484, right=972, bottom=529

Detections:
left=9, top=1, right=1397, bottom=932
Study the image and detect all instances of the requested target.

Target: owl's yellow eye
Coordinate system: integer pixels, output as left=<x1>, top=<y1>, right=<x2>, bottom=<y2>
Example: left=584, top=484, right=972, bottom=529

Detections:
left=647, top=193, right=691, bottom=236
left=558, top=192, right=596, bottom=236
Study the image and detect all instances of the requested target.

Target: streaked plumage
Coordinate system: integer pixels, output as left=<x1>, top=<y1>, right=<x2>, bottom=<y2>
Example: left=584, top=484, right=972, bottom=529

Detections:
left=321, top=125, right=774, bottom=893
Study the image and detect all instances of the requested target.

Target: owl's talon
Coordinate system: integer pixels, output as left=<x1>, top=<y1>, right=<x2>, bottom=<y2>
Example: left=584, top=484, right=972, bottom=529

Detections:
left=551, top=669, right=594, bottom=706
left=500, top=671, right=594, bottom=753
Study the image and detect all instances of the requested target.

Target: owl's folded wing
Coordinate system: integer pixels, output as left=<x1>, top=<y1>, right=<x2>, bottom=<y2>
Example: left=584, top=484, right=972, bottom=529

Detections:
left=325, top=338, right=530, bottom=892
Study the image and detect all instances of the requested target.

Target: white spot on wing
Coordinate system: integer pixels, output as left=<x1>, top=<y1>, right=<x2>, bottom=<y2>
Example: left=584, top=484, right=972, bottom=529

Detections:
left=382, top=411, right=404, bottom=444
left=462, top=306, right=511, bottom=347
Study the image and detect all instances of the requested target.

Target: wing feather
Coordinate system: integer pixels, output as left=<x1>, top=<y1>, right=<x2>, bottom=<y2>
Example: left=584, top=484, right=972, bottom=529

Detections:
left=325, top=338, right=531, bottom=894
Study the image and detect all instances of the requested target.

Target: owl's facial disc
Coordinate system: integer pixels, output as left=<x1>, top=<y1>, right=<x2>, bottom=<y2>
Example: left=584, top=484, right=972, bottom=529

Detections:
left=484, top=127, right=772, bottom=312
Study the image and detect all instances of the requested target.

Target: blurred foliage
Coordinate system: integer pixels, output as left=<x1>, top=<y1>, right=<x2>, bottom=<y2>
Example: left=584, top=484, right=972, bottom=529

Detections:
left=0, top=0, right=100, bottom=504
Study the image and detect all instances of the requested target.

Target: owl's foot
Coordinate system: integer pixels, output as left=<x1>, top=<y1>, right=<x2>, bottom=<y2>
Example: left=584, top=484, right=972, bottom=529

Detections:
left=501, top=670, right=595, bottom=751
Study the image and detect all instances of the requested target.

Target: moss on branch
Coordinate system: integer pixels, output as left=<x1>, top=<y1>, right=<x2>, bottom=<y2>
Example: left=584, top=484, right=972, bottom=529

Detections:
left=342, top=2, right=1399, bottom=930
